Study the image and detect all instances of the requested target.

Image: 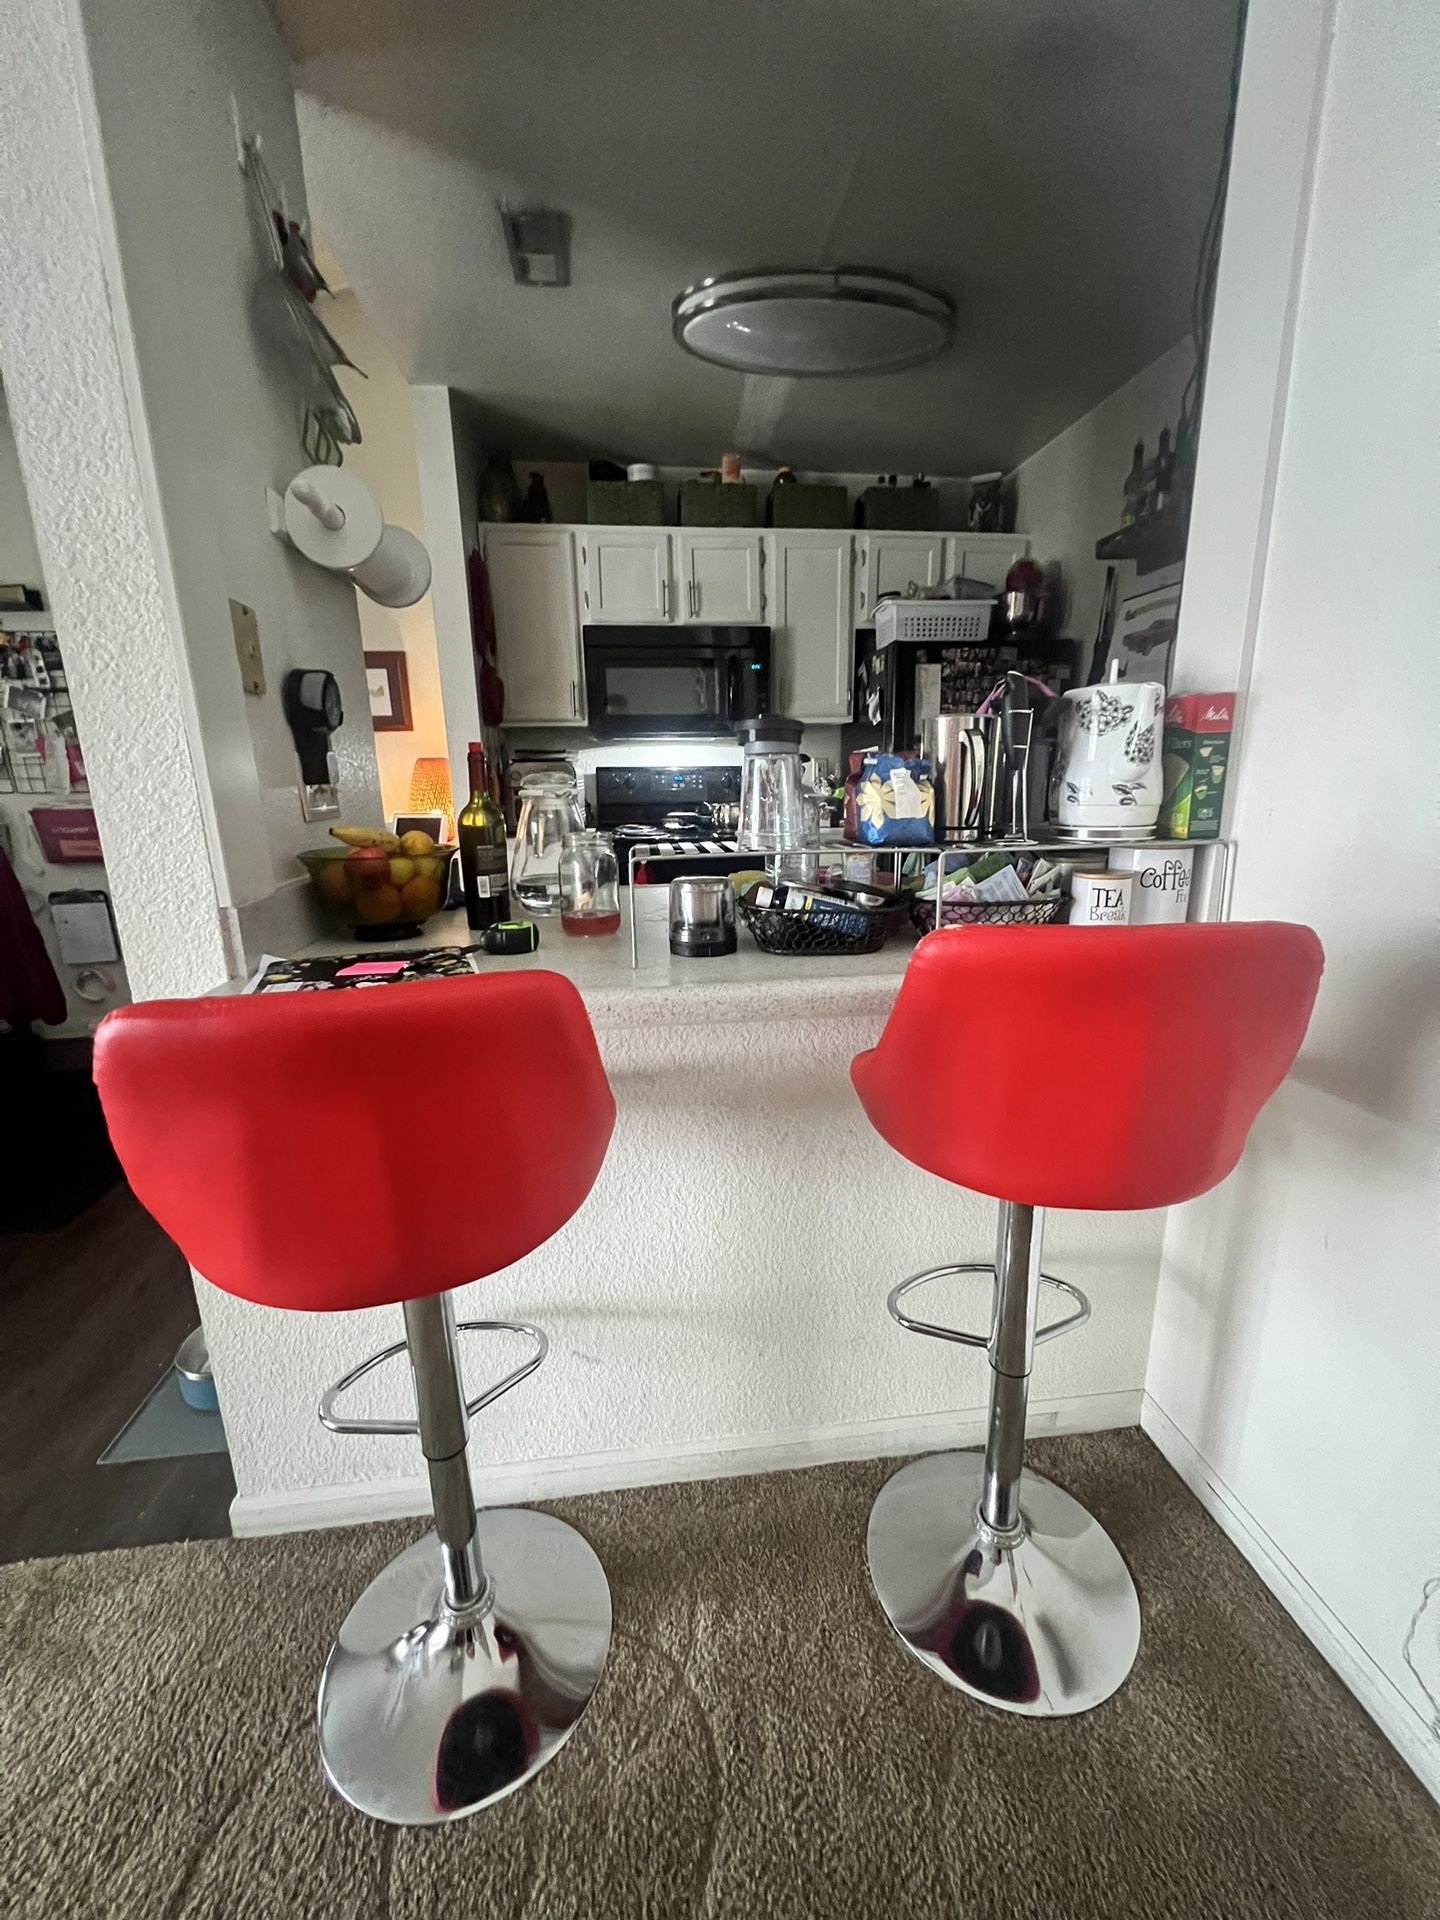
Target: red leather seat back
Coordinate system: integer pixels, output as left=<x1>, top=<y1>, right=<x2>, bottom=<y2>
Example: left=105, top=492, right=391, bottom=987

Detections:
left=851, top=923, right=1322, bottom=1211
left=94, top=973, right=616, bottom=1312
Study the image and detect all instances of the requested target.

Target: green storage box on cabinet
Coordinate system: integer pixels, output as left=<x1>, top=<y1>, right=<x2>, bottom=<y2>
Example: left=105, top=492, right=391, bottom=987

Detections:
left=679, top=479, right=760, bottom=527
left=770, top=482, right=848, bottom=528
left=859, top=484, right=940, bottom=531
left=586, top=479, right=666, bottom=525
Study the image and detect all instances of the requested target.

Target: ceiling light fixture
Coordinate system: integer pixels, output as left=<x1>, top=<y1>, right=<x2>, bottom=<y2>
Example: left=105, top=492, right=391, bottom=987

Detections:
left=673, top=268, right=955, bottom=378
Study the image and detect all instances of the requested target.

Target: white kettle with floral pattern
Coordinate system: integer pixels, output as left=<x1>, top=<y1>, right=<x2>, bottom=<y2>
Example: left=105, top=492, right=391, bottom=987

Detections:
left=1053, top=664, right=1164, bottom=837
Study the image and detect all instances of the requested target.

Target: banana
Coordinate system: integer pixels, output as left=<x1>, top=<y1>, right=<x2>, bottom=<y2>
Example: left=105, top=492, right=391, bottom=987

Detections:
left=330, top=825, right=401, bottom=852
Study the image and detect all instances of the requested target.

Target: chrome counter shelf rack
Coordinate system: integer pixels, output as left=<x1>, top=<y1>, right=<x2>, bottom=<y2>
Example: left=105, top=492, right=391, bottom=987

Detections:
left=624, top=835, right=1231, bottom=969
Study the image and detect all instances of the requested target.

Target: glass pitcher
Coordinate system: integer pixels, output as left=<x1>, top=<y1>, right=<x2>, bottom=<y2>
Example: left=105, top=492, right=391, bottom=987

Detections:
left=511, top=772, right=583, bottom=914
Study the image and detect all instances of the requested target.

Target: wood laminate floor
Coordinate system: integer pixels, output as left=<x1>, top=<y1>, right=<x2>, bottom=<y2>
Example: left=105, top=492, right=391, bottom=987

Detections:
left=0, top=1183, right=234, bottom=1563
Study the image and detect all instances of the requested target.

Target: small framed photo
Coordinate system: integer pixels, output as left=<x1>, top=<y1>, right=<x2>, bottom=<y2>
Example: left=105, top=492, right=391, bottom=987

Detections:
left=391, top=811, right=447, bottom=842
left=1113, top=582, right=1182, bottom=688
left=364, top=650, right=412, bottom=731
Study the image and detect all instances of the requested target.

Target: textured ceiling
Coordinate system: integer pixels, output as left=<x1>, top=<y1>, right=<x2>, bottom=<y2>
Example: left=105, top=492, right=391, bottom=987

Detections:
left=274, top=0, right=1239, bottom=473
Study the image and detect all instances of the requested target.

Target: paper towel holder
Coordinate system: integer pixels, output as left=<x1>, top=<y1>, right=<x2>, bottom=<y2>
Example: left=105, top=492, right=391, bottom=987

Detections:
left=269, top=466, right=432, bottom=608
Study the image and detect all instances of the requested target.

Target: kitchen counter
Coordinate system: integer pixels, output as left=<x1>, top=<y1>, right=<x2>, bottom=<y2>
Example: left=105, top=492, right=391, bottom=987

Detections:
left=288, top=889, right=923, bottom=1030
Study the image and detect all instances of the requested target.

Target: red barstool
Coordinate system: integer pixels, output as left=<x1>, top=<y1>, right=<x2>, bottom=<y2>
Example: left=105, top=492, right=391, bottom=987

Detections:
left=94, top=973, right=616, bottom=1824
left=852, top=922, right=1322, bottom=1716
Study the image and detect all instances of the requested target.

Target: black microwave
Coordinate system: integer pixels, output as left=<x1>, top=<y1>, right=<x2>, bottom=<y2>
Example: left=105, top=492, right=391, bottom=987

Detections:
left=582, top=625, right=769, bottom=740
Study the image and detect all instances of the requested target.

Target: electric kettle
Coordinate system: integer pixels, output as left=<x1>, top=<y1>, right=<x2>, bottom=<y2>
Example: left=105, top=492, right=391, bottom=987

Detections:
left=1053, top=664, right=1164, bottom=838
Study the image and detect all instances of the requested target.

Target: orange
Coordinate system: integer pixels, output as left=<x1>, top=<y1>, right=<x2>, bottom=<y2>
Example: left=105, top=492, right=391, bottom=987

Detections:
left=315, top=861, right=351, bottom=904
left=400, top=875, right=442, bottom=920
left=388, top=856, right=417, bottom=886
left=354, top=883, right=404, bottom=924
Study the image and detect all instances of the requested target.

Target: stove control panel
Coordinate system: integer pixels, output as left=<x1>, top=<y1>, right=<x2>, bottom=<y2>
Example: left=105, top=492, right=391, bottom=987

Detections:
left=595, top=764, right=740, bottom=818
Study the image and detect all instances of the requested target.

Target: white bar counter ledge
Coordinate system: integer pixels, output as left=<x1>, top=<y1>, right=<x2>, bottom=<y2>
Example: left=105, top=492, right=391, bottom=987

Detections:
left=205, top=886, right=1166, bottom=1537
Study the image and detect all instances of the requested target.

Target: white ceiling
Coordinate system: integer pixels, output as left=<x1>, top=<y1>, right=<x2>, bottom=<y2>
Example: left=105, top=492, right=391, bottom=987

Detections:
left=274, top=0, right=1240, bottom=474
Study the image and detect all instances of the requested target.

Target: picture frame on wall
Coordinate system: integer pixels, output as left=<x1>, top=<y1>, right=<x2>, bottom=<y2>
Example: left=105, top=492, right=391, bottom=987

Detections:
left=364, top=650, right=412, bottom=731
left=1113, top=581, right=1182, bottom=688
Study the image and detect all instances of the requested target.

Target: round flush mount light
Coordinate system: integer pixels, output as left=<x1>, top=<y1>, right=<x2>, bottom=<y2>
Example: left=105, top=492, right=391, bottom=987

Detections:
left=673, top=267, right=956, bottom=378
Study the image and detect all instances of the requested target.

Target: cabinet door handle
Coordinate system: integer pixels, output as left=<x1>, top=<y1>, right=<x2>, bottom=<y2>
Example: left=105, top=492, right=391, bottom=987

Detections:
left=662, top=576, right=670, bottom=619
left=691, top=580, right=699, bottom=617
left=570, top=678, right=578, bottom=716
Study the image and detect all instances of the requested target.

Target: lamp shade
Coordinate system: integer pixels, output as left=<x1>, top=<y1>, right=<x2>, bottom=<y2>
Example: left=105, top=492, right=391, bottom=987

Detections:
left=408, top=756, right=455, bottom=838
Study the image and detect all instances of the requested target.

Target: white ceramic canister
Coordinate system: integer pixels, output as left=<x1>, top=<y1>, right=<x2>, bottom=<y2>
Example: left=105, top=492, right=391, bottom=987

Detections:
left=1070, top=870, right=1133, bottom=925
left=1055, top=673, right=1164, bottom=833
left=1109, top=845, right=1195, bottom=924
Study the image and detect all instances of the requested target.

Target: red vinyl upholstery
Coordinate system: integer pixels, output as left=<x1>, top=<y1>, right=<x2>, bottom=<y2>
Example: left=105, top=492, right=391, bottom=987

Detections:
left=851, top=924, right=1322, bottom=1212
left=94, top=973, right=616, bottom=1312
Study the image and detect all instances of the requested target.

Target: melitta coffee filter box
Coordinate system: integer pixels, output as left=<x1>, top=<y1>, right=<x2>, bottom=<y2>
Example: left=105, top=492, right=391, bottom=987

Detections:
left=1161, top=692, right=1235, bottom=840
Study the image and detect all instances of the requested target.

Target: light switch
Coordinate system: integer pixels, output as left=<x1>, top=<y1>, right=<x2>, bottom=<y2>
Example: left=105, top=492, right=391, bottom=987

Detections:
left=230, top=599, right=265, bottom=695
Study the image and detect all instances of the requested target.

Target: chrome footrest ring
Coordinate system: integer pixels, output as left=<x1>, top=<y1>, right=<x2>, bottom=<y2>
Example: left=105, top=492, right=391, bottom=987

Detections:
left=885, top=1263, right=1091, bottom=1350
left=319, top=1318, right=549, bottom=1437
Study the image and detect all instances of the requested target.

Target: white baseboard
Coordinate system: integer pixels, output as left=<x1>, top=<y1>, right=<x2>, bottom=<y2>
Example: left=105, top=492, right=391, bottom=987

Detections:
left=230, top=1386, right=1141, bottom=1540
left=1141, top=1394, right=1439, bottom=1804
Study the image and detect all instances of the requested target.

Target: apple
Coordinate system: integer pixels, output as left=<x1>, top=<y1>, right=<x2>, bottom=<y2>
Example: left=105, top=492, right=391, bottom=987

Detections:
left=345, top=846, right=391, bottom=896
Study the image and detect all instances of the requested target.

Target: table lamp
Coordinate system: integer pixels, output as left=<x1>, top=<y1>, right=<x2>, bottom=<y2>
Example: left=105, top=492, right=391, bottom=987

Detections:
left=408, top=756, right=455, bottom=840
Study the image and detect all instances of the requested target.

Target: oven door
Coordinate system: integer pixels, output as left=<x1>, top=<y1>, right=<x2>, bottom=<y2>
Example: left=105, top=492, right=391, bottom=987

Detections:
left=583, top=628, right=769, bottom=739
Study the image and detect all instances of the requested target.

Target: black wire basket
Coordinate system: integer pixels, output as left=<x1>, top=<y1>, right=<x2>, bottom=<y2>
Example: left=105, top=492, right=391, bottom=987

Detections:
left=909, top=897, right=1063, bottom=934
left=737, top=898, right=907, bottom=958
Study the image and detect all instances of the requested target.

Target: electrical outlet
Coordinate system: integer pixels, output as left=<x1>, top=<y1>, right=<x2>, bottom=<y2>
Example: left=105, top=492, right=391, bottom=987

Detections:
left=230, top=599, right=265, bottom=695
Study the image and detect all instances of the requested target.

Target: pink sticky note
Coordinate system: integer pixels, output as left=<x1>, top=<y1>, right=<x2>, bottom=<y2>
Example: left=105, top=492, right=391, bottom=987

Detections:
left=335, top=960, right=408, bottom=979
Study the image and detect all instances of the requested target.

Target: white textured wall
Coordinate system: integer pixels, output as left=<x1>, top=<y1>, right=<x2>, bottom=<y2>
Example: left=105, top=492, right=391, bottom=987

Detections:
left=0, top=0, right=230, bottom=1003
left=328, top=294, right=448, bottom=820
left=1146, top=0, right=1440, bottom=1792
left=0, top=391, right=44, bottom=586
left=1009, top=339, right=1190, bottom=648
left=76, top=0, right=381, bottom=910
left=206, top=982, right=1163, bottom=1527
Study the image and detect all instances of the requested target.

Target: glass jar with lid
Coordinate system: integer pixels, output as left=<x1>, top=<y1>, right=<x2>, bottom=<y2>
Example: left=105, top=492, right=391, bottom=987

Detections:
left=558, top=830, right=621, bottom=937
left=510, top=771, right=583, bottom=914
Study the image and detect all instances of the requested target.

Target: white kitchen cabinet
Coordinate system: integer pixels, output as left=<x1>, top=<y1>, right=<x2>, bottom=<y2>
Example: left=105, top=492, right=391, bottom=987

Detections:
left=581, top=529, right=673, bottom=623
left=943, top=533, right=1032, bottom=591
left=482, top=525, right=585, bottom=726
left=770, top=531, right=854, bottom=722
left=676, top=530, right=764, bottom=623
left=855, top=533, right=947, bottom=619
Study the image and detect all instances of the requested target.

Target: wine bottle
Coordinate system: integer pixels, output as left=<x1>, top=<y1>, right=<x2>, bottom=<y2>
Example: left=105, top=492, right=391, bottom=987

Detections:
left=458, top=741, right=510, bottom=931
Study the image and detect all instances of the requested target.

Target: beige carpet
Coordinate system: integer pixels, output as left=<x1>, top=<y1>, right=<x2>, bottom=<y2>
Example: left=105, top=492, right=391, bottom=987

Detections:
left=1, top=1431, right=1435, bottom=1919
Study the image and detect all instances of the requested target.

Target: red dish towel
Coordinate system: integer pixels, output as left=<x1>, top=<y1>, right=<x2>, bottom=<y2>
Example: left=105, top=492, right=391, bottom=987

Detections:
left=0, top=847, right=66, bottom=1029
left=468, top=547, right=506, bottom=728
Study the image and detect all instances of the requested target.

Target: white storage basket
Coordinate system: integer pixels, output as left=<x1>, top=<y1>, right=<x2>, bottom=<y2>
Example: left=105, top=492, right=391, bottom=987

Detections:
left=873, top=598, right=994, bottom=647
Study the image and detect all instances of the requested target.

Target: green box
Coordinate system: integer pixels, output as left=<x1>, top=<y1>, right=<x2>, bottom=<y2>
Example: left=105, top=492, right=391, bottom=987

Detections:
left=770, top=482, right=849, bottom=529
left=679, top=479, right=760, bottom=527
left=1160, top=693, right=1235, bottom=840
left=860, top=485, right=940, bottom=531
left=586, top=479, right=665, bottom=525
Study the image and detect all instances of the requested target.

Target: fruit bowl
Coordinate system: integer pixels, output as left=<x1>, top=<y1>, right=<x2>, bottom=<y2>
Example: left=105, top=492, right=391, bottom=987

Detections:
left=298, top=840, right=455, bottom=938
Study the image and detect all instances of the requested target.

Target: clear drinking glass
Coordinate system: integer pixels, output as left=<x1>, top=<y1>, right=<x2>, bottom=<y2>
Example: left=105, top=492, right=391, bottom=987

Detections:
left=558, top=830, right=621, bottom=937
left=511, top=772, right=583, bottom=914
left=777, top=789, right=823, bottom=884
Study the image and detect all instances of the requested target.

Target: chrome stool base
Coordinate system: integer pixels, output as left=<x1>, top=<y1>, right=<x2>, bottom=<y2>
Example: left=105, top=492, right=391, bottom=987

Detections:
left=317, top=1507, right=612, bottom=1825
left=867, top=1449, right=1140, bottom=1717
